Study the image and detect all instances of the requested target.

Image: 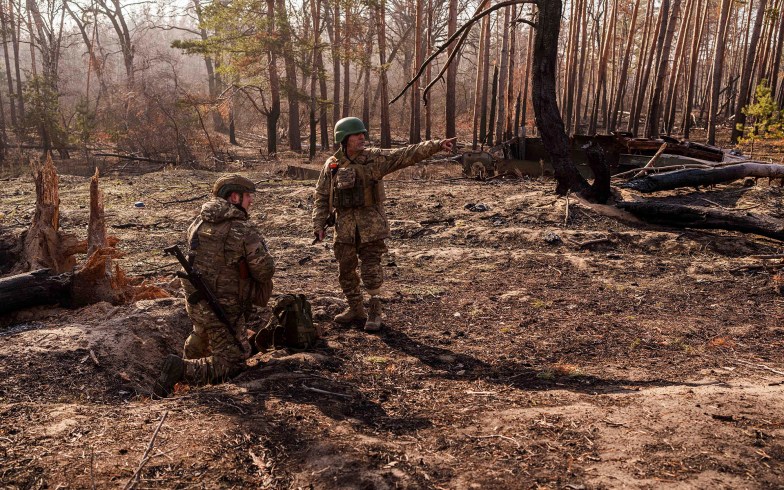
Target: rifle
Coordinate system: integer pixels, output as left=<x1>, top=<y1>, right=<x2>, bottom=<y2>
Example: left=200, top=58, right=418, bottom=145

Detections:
left=164, top=244, right=245, bottom=351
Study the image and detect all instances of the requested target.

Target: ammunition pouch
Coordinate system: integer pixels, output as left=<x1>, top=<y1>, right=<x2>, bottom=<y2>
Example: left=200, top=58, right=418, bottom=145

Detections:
left=332, top=165, right=385, bottom=209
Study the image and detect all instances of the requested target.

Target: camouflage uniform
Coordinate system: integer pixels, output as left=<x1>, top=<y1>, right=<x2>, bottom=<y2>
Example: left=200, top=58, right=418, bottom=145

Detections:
left=180, top=197, right=274, bottom=384
left=312, top=141, right=442, bottom=322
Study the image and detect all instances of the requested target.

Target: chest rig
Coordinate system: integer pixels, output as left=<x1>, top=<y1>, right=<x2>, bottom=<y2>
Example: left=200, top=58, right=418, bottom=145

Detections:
left=331, top=162, right=385, bottom=208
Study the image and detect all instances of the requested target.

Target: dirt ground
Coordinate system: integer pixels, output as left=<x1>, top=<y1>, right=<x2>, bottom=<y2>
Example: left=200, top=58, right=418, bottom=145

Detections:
left=1, top=151, right=783, bottom=489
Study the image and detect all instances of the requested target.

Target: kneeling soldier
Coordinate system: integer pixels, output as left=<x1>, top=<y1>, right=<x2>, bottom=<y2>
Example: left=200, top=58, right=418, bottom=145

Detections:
left=154, top=174, right=275, bottom=397
left=313, top=117, right=455, bottom=332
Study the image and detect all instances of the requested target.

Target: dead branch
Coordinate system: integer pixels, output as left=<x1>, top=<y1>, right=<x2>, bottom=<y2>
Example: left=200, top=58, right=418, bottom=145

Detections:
left=422, top=0, right=491, bottom=105
left=124, top=411, right=168, bottom=490
left=632, top=143, right=668, bottom=178
left=301, top=383, right=352, bottom=399
left=93, top=153, right=176, bottom=164
left=390, top=0, right=537, bottom=105
left=735, top=359, right=784, bottom=376
left=150, top=194, right=207, bottom=205
left=613, top=164, right=713, bottom=179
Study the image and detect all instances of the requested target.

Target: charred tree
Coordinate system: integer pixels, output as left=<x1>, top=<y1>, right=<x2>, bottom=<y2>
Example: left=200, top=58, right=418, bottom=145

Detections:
left=376, top=0, right=391, bottom=148
left=622, top=163, right=784, bottom=193
left=445, top=0, right=458, bottom=138
left=617, top=201, right=784, bottom=242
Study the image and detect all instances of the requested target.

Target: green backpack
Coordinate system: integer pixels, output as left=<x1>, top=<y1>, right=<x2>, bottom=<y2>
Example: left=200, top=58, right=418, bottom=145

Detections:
left=253, top=294, right=318, bottom=352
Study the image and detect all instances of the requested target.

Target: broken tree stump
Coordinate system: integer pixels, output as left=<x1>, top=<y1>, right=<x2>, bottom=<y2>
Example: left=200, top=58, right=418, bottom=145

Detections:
left=617, top=201, right=784, bottom=241
left=19, top=155, right=86, bottom=273
left=621, top=163, right=784, bottom=193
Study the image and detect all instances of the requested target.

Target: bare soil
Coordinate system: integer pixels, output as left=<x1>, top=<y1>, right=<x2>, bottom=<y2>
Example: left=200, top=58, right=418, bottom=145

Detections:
left=1, top=153, right=783, bottom=489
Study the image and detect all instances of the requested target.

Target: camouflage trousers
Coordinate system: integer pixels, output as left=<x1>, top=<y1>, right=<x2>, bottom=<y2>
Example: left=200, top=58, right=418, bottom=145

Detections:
left=333, top=239, right=388, bottom=304
left=182, top=301, right=246, bottom=384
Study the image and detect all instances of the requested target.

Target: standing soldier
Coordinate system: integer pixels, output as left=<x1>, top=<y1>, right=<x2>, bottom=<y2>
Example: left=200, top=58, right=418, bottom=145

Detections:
left=154, top=175, right=275, bottom=397
left=313, top=117, right=455, bottom=332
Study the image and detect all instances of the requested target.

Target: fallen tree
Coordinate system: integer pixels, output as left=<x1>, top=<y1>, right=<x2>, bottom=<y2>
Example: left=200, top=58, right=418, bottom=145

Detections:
left=621, top=163, right=784, bottom=193
left=0, top=269, right=72, bottom=315
left=617, top=201, right=784, bottom=241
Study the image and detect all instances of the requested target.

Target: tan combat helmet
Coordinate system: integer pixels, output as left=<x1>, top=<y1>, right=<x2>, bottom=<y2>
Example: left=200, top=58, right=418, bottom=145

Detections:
left=212, top=174, right=256, bottom=199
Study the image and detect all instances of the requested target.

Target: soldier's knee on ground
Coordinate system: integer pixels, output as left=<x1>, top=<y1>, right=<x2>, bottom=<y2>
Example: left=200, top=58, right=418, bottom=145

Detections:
left=183, top=330, right=209, bottom=359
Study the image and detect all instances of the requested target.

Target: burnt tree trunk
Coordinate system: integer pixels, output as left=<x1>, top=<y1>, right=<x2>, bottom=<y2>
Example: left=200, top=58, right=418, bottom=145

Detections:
left=622, top=163, right=784, bottom=193
left=0, top=269, right=72, bottom=315
left=617, top=201, right=784, bottom=241
left=531, top=0, right=592, bottom=196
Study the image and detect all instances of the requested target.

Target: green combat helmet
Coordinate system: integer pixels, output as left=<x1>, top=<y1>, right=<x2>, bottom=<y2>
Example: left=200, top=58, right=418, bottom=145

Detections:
left=212, top=174, right=256, bottom=199
left=334, top=117, right=367, bottom=144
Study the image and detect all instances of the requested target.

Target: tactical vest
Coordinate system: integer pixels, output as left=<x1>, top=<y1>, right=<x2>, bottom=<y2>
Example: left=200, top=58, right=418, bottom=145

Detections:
left=186, top=217, right=244, bottom=306
left=332, top=164, right=385, bottom=208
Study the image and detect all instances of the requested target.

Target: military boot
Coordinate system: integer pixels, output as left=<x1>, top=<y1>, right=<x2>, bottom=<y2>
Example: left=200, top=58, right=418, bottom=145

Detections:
left=334, top=300, right=367, bottom=324
left=153, top=354, right=185, bottom=398
left=365, top=297, right=383, bottom=332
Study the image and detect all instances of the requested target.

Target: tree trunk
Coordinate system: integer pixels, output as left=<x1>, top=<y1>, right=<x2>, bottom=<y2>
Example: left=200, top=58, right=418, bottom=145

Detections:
left=504, top=6, right=517, bottom=140
left=663, top=0, right=695, bottom=134
left=627, top=0, right=655, bottom=134
left=520, top=26, right=533, bottom=136
left=622, top=162, right=784, bottom=192
left=342, top=2, right=351, bottom=118
left=329, top=0, right=340, bottom=147
left=731, top=0, right=768, bottom=143
left=473, top=15, right=489, bottom=148
left=278, top=0, right=301, bottom=151
left=1, top=0, right=16, bottom=129
left=589, top=0, right=617, bottom=134
left=609, top=0, right=642, bottom=131
left=683, top=0, right=707, bottom=138
left=488, top=64, right=498, bottom=146
left=707, top=0, right=732, bottom=145
left=770, top=6, right=784, bottom=99
left=362, top=21, right=374, bottom=131
left=573, top=0, right=590, bottom=134
left=617, top=201, right=784, bottom=241
left=445, top=0, right=458, bottom=138
left=425, top=0, right=433, bottom=140
left=645, top=0, right=682, bottom=138
left=266, top=0, right=281, bottom=155
left=562, top=0, right=580, bottom=131
left=0, top=269, right=72, bottom=315
left=309, top=0, right=320, bottom=159
left=410, top=0, right=422, bottom=143
left=478, top=15, right=491, bottom=146
left=494, top=7, right=511, bottom=143
left=531, top=0, right=592, bottom=196
left=376, top=0, right=391, bottom=148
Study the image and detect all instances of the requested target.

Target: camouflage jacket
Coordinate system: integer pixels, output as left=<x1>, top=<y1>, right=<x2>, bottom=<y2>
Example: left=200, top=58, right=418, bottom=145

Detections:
left=183, top=198, right=275, bottom=318
left=312, top=140, right=442, bottom=244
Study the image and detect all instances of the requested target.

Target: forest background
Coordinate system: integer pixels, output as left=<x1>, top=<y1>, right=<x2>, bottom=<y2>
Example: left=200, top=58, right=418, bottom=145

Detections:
left=2, top=0, right=784, bottom=168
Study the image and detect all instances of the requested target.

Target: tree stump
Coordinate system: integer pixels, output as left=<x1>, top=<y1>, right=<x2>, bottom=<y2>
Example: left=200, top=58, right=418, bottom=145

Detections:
left=19, top=155, right=86, bottom=273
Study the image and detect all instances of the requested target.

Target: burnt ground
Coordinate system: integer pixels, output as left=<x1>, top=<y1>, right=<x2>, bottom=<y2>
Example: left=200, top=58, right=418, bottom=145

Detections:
left=0, top=155, right=783, bottom=489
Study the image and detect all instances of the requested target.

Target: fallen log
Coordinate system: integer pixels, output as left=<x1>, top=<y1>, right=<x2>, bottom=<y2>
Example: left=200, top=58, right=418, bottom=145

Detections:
left=621, top=163, right=784, bottom=193
left=0, top=269, right=72, bottom=315
left=616, top=201, right=784, bottom=241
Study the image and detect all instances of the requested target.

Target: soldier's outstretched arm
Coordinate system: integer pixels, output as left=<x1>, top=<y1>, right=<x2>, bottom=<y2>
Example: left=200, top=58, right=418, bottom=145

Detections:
left=367, top=137, right=457, bottom=179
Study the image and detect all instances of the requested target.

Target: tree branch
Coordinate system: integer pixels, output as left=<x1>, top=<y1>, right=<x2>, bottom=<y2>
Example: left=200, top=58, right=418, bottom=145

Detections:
left=390, top=0, right=537, bottom=105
